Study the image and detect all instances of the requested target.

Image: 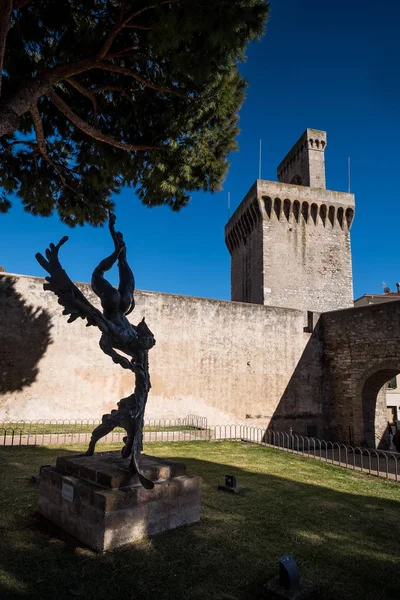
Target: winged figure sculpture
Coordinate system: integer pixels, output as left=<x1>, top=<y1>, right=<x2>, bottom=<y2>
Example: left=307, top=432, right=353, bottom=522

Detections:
left=36, top=213, right=156, bottom=489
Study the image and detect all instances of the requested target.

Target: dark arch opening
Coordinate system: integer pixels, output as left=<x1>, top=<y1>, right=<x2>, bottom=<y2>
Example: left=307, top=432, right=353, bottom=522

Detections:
left=264, top=196, right=272, bottom=218
left=274, top=198, right=282, bottom=220
left=337, top=207, right=344, bottom=229
left=361, top=368, right=400, bottom=449
left=293, top=200, right=300, bottom=222
left=328, top=205, right=335, bottom=227
left=320, top=204, right=327, bottom=226
left=311, top=203, right=318, bottom=225
left=242, top=212, right=251, bottom=235
left=345, top=208, right=354, bottom=229
left=283, top=199, right=291, bottom=221
left=301, top=202, right=309, bottom=223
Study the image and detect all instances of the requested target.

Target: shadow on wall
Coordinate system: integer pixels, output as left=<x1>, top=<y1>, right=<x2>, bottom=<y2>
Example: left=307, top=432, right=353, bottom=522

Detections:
left=265, top=318, right=327, bottom=439
left=0, top=276, right=53, bottom=394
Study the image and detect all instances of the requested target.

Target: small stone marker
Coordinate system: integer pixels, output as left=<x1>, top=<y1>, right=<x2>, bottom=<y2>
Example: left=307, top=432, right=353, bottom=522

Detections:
left=30, top=465, right=52, bottom=486
left=264, top=555, right=314, bottom=600
left=217, top=474, right=241, bottom=494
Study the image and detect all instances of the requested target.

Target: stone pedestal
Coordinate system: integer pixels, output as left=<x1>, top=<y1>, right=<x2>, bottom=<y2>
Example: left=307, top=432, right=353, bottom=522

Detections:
left=39, top=451, right=202, bottom=552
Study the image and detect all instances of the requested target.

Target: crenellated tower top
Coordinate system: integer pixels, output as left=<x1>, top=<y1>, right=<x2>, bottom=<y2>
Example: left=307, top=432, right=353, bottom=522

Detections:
left=225, top=128, right=355, bottom=314
left=277, top=128, right=327, bottom=189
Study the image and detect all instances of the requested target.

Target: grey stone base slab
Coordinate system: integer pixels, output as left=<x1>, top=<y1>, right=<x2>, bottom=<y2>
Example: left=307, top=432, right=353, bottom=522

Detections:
left=39, top=452, right=202, bottom=552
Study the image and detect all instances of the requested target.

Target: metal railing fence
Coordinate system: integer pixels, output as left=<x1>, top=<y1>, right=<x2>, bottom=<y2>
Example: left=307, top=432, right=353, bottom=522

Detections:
left=1, top=419, right=398, bottom=482
left=210, top=425, right=399, bottom=481
left=0, top=414, right=208, bottom=446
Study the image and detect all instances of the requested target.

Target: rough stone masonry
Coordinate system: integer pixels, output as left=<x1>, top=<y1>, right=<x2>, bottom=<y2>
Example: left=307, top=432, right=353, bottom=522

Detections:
left=1, top=128, right=399, bottom=448
left=225, top=129, right=355, bottom=313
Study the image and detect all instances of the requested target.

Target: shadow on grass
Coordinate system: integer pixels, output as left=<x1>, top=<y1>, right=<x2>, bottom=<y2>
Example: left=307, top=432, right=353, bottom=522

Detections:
left=0, top=443, right=399, bottom=600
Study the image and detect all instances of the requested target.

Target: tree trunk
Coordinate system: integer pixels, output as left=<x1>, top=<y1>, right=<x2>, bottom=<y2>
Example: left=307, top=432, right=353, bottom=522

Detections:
left=0, top=106, right=20, bottom=136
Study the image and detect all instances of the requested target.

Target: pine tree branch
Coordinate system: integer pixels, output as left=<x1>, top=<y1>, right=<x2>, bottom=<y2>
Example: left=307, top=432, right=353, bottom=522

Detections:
left=66, top=77, right=98, bottom=121
left=0, top=57, right=101, bottom=136
left=13, top=0, right=33, bottom=9
left=97, top=1, right=177, bottom=60
left=108, top=44, right=143, bottom=58
left=0, top=0, right=13, bottom=98
left=124, top=24, right=153, bottom=30
left=48, top=88, right=158, bottom=152
left=0, top=54, right=163, bottom=136
left=108, top=48, right=143, bottom=59
left=100, top=63, right=180, bottom=95
left=97, top=22, right=125, bottom=60
left=30, top=104, right=79, bottom=194
left=91, top=84, right=136, bottom=105
left=119, top=0, right=127, bottom=21
left=97, top=3, right=140, bottom=60
left=0, top=2, right=179, bottom=136
left=128, top=1, right=179, bottom=21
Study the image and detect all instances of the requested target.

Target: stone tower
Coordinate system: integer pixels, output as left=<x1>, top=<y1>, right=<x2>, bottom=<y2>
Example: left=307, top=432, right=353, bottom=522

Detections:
left=225, top=129, right=355, bottom=313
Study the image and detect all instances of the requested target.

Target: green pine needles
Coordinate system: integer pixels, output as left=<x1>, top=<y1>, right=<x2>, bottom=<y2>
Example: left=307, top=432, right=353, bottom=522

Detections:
left=0, top=0, right=269, bottom=226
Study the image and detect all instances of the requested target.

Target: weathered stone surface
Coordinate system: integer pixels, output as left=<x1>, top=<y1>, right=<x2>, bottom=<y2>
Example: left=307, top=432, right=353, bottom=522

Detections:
left=39, top=453, right=202, bottom=552
left=4, top=267, right=400, bottom=445
left=321, top=300, right=400, bottom=446
left=0, top=272, right=318, bottom=428
left=56, top=451, right=187, bottom=489
left=277, top=128, right=327, bottom=189
left=225, top=178, right=354, bottom=314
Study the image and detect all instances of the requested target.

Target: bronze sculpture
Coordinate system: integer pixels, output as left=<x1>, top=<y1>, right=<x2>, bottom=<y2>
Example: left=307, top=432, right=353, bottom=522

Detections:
left=36, top=213, right=156, bottom=489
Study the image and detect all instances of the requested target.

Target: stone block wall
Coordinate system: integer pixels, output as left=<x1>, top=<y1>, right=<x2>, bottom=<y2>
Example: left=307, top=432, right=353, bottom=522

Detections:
left=322, top=301, right=400, bottom=446
left=259, top=180, right=354, bottom=314
left=267, top=318, right=326, bottom=437
left=0, top=273, right=322, bottom=428
left=226, top=183, right=264, bottom=304
left=277, top=129, right=327, bottom=189
left=226, top=180, right=355, bottom=315
left=2, top=272, right=400, bottom=447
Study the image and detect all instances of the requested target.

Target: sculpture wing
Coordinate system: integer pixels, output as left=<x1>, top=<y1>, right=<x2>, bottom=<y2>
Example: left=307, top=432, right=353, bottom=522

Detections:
left=35, top=237, right=110, bottom=333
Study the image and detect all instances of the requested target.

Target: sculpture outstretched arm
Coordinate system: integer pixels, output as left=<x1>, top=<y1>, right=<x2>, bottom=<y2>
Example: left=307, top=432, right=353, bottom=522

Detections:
left=35, top=237, right=111, bottom=334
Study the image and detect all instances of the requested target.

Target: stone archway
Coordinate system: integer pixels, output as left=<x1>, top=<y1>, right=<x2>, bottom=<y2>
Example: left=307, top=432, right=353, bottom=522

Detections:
left=321, top=301, right=400, bottom=446
left=361, top=368, right=399, bottom=448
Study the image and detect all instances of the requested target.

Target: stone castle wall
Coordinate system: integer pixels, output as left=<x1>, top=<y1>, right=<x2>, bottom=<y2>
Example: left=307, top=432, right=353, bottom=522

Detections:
left=227, top=183, right=265, bottom=305
left=321, top=301, right=400, bottom=446
left=3, top=272, right=400, bottom=447
left=0, top=273, right=322, bottom=426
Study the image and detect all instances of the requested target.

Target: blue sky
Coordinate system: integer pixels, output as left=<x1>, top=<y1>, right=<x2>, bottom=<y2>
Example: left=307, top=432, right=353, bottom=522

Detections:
left=1, top=0, right=399, bottom=301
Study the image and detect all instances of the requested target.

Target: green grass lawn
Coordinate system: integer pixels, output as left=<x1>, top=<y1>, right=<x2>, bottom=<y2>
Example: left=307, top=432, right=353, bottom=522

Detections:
left=0, top=441, right=399, bottom=600
left=0, top=423, right=197, bottom=435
